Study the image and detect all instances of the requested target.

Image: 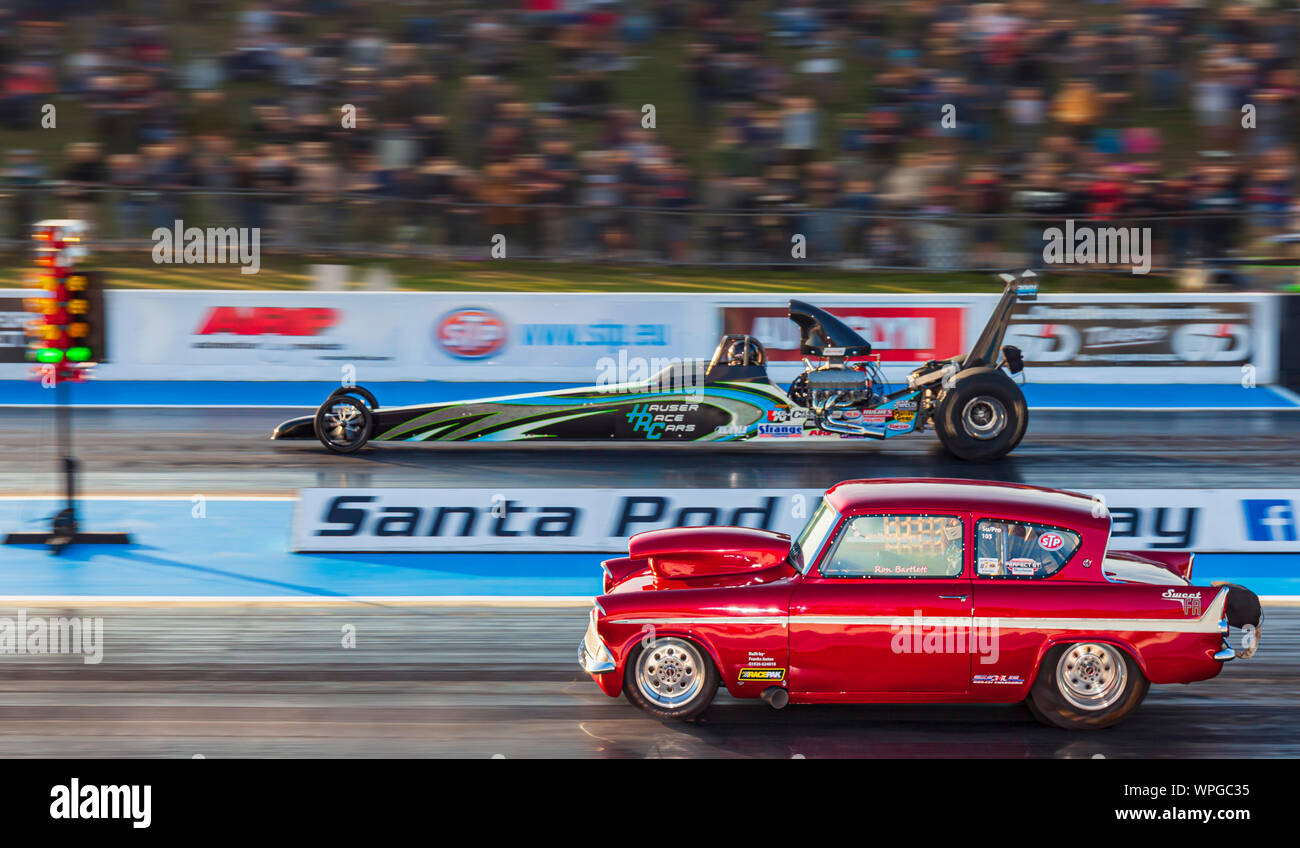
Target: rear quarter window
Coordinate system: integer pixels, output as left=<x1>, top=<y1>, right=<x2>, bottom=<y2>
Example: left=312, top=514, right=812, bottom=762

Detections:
left=976, top=519, right=1080, bottom=579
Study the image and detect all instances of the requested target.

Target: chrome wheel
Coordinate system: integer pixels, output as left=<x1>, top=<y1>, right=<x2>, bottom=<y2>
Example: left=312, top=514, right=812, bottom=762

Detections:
left=961, top=395, right=1007, bottom=440
left=321, top=399, right=366, bottom=448
left=1056, top=643, right=1127, bottom=711
left=635, top=638, right=706, bottom=709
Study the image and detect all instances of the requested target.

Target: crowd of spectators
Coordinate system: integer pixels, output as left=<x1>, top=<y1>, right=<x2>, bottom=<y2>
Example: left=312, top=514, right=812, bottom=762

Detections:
left=1, top=0, right=1298, bottom=269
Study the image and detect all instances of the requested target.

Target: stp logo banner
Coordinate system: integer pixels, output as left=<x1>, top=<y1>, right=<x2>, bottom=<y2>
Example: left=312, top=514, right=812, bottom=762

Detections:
left=721, top=306, right=964, bottom=363
left=436, top=308, right=507, bottom=359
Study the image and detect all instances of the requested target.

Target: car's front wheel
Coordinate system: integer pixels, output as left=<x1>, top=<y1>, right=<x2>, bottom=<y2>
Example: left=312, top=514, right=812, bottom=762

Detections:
left=314, top=395, right=373, bottom=454
left=623, top=636, right=718, bottom=721
left=1028, top=642, right=1149, bottom=730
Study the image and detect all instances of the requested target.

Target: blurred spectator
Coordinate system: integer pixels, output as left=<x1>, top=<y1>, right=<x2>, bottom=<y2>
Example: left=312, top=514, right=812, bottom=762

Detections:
left=0, top=0, right=1292, bottom=274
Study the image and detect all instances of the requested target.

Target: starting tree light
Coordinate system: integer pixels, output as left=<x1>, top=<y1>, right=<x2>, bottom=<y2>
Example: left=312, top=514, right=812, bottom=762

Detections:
left=24, top=220, right=106, bottom=373
left=4, top=219, right=130, bottom=551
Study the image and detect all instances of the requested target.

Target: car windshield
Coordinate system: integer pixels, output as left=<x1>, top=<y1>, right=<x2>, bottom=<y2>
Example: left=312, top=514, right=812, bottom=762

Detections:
left=791, top=500, right=840, bottom=574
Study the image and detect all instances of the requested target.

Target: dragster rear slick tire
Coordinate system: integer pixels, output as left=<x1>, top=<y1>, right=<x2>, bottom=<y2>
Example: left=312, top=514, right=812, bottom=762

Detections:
left=932, top=368, right=1028, bottom=461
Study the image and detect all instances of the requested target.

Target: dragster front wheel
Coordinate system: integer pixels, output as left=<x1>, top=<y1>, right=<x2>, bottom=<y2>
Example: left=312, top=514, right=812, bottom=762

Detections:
left=314, top=395, right=374, bottom=454
left=327, top=385, right=380, bottom=411
left=932, top=368, right=1027, bottom=461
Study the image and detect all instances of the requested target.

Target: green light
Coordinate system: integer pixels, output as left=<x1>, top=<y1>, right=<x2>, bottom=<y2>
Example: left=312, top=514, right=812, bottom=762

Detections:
left=35, top=349, right=64, bottom=363
left=66, top=347, right=91, bottom=362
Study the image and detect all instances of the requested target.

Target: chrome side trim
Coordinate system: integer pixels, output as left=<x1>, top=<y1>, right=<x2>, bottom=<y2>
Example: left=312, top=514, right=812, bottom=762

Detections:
left=618, top=616, right=788, bottom=626
left=616, top=590, right=1228, bottom=635
left=793, top=614, right=1221, bottom=634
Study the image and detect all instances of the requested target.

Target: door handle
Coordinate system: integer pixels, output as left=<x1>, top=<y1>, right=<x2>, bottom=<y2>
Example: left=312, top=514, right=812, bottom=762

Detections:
left=939, top=594, right=968, bottom=601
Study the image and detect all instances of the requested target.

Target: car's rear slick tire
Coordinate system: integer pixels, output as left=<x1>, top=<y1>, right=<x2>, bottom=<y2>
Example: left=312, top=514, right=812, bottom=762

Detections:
left=622, top=636, right=719, bottom=721
left=314, top=395, right=373, bottom=454
left=1028, top=642, right=1148, bottom=730
left=933, top=368, right=1027, bottom=461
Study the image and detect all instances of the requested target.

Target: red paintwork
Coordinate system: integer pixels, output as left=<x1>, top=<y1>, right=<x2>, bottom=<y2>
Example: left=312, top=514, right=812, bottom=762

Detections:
left=583, top=479, right=1233, bottom=705
left=1112, top=550, right=1196, bottom=581
left=629, top=526, right=792, bottom=580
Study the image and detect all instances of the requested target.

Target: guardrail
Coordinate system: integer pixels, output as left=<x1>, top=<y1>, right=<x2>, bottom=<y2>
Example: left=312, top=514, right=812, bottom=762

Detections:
left=1, top=186, right=1297, bottom=272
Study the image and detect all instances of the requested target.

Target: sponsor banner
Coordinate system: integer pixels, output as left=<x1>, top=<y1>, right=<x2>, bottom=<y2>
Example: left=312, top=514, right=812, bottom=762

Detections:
left=1003, top=294, right=1279, bottom=383
left=0, top=295, right=33, bottom=364
left=0, top=289, right=1280, bottom=384
left=717, top=293, right=982, bottom=385
left=721, top=305, right=966, bottom=364
left=292, top=487, right=1300, bottom=554
left=99, top=291, right=711, bottom=382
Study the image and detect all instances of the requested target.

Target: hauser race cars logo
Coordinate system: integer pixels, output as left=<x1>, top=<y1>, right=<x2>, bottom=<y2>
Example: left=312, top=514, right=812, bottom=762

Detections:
left=436, top=308, right=507, bottom=359
left=625, top=403, right=698, bottom=439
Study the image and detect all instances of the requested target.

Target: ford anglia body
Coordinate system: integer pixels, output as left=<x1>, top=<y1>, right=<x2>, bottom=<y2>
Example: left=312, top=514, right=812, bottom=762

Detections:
left=579, top=478, right=1261, bottom=729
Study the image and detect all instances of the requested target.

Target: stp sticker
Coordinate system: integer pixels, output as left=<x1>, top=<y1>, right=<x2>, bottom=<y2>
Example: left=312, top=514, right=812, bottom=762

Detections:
left=1037, top=532, right=1065, bottom=551
left=436, top=308, right=507, bottom=359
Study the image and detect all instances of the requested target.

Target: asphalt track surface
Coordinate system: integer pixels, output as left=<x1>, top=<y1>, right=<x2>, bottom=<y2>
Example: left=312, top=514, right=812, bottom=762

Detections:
left=2, top=407, right=1297, bottom=757
left=3, top=407, right=1299, bottom=495
left=0, top=603, right=1292, bottom=758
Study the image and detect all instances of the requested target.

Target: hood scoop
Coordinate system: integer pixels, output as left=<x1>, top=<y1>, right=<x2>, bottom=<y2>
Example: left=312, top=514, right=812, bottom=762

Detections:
left=629, top=526, right=792, bottom=580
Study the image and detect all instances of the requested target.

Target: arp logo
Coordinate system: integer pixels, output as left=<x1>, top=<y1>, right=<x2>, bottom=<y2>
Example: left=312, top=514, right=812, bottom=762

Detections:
left=625, top=403, right=663, bottom=440
left=436, top=308, right=506, bottom=359
left=1242, top=499, right=1297, bottom=542
left=195, top=306, right=337, bottom=336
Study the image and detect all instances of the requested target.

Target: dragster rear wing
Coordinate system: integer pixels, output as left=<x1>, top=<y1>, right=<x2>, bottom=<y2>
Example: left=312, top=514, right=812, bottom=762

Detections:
left=961, top=271, right=1038, bottom=371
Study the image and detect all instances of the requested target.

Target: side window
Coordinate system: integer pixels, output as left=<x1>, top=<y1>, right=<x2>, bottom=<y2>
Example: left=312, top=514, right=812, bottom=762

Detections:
left=820, top=515, right=964, bottom=578
left=976, top=520, right=1080, bottom=579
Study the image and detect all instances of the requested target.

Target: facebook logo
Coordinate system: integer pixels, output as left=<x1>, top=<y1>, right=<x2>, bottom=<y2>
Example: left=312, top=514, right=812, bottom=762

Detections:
left=1242, top=500, right=1297, bottom=542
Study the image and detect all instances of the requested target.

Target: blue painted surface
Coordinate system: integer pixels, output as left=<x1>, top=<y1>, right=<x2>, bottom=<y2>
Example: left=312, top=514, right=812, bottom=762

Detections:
left=0, top=500, right=603, bottom=597
left=0, top=380, right=1296, bottom=410
left=0, top=380, right=578, bottom=408
left=0, top=500, right=1294, bottom=598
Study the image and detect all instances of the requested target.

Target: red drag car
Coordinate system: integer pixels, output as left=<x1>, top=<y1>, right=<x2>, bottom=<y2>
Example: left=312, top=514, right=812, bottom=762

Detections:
left=579, top=478, right=1262, bottom=729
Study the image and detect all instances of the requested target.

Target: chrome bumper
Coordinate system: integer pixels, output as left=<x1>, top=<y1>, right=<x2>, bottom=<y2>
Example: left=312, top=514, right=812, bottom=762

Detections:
left=1214, top=613, right=1261, bottom=661
left=578, top=613, right=616, bottom=674
left=1214, top=615, right=1234, bottom=661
